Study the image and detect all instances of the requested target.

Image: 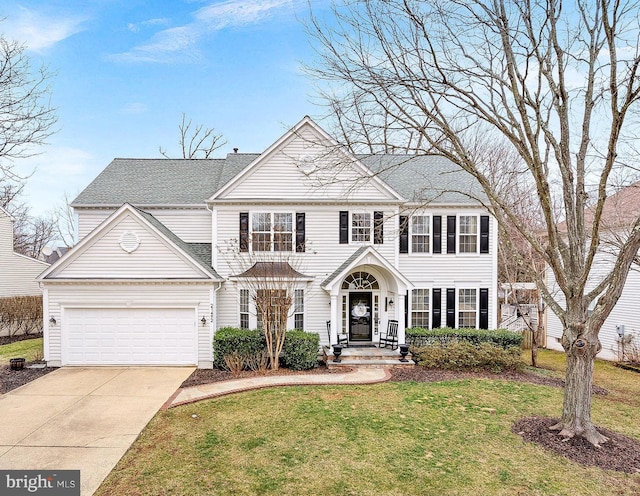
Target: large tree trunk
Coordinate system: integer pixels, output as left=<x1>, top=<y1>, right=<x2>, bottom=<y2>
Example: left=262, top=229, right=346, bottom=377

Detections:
left=550, top=329, right=608, bottom=447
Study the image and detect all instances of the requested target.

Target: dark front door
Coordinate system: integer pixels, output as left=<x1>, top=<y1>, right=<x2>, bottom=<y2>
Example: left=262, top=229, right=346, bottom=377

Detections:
left=349, top=292, right=372, bottom=341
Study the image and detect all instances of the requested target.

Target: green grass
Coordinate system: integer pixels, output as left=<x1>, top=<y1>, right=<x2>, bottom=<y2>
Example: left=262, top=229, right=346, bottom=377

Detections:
left=95, top=350, right=640, bottom=496
left=0, top=337, right=43, bottom=365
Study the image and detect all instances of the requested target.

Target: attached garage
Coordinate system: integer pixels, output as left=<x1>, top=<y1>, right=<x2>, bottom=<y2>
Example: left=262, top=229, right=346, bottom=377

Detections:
left=63, top=307, right=198, bottom=366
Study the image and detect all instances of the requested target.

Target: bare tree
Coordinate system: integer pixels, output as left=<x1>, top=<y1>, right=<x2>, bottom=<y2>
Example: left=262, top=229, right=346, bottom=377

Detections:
left=220, top=240, right=308, bottom=371
left=308, top=0, right=640, bottom=446
left=54, top=192, right=77, bottom=248
left=159, top=113, right=227, bottom=159
left=0, top=32, right=57, bottom=180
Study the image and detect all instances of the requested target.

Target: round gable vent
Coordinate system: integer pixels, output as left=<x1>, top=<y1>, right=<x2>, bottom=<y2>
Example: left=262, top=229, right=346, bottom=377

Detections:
left=119, top=231, right=140, bottom=253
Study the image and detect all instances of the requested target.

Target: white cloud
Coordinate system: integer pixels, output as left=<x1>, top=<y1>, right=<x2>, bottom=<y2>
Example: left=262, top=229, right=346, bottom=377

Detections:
left=2, top=7, right=86, bottom=51
left=111, top=0, right=294, bottom=63
left=127, top=18, right=171, bottom=33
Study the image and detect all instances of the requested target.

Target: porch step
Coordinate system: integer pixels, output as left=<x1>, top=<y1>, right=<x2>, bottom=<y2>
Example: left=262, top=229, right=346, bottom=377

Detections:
left=322, top=345, right=414, bottom=369
left=326, top=359, right=414, bottom=370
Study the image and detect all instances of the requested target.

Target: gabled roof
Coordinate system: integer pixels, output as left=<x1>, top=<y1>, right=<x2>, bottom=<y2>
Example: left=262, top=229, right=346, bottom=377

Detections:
left=71, top=117, right=485, bottom=207
left=38, top=203, right=221, bottom=281
left=321, top=246, right=413, bottom=293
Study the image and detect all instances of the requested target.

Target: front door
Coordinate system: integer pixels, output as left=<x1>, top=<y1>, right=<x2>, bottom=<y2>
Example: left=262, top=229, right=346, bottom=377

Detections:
left=349, top=292, right=372, bottom=341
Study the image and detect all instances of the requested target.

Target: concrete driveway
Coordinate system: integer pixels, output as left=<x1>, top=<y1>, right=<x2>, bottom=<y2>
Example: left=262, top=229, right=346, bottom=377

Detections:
left=0, top=366, right=194, bottom=495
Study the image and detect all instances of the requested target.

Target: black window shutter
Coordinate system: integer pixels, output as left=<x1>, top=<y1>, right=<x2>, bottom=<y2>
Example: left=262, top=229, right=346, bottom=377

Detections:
left=446, top=216, right=456, bottom=254
left=296, top=213, right=305, bottom=253
left=374, top=211, right=384, bottom=244
left=399, top=215, right=409, bottom=253
left=404, top=293, right=409, bottom=329
left=433, top=216, right=442, bottom=254
left=432, top=288, right=441, bottom=328
left=479, top=288, right=489, bottom=329
left=339, top=211, right=349, bottom=244
left=446, top=288, right=456, bottom=328
left=239, top=212, right=249, bottom=252
left=480, top=215, right=490, bottom=254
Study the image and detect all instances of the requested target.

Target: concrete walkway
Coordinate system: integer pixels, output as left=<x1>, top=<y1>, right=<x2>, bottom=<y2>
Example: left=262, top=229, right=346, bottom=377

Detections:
left=166, top=367, right=391, bottom=408
left=0, top=366, right=194, bottom=496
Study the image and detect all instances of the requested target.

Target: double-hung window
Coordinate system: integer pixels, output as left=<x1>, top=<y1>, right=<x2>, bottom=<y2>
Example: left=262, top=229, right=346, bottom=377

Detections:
left=294, top=289, right=304, bottom=330
left=458, top=289, right=477, bottom=327
left=411, top=216, right=430, bottom=253
left=412, top=289, right=430, bottom=327
left=351, top=213, right=372, bottom=242
left=251, top=212, right=293, bottom=252
left=239, top=289, right=250, bottom=329
left=459, top=215, right=478, bottom=253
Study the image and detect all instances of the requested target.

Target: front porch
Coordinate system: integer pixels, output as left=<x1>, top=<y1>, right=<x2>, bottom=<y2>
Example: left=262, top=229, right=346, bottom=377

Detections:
left=322, top=345, right=414, bottom=369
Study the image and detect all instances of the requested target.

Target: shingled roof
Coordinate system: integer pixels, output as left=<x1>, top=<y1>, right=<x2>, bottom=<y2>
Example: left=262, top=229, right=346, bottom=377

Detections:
left=72, top=152, right=484, bottom=206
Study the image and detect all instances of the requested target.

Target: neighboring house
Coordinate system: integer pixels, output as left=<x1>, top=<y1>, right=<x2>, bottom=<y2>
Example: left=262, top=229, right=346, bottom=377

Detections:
left=0, top=206, right=49, bottom=298
left=546, top=182, right=640, bottom=361
left=38, top=117, right=498, bottom=368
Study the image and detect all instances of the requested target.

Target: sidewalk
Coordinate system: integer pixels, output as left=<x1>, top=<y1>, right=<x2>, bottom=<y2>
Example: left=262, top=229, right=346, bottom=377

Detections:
left=165, top=367, right=392, bottom=408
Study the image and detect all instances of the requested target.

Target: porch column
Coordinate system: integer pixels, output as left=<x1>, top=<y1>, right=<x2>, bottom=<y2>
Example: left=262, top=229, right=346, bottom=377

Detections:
left=397, top=293, right=406, bottom=344
left=330, top=293, right=339, bottom=346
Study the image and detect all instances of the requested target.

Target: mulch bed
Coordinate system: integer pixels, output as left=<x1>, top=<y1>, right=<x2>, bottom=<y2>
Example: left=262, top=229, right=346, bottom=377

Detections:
left=513, top=417, right=640, bottom=473
left=0, top=363, right=55, bottom=394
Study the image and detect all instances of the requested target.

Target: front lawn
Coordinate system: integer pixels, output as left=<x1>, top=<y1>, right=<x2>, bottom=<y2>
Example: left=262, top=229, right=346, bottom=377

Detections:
left=0, top=336, right=43, bottom=365
left=96, top=351, right=640, bottom=496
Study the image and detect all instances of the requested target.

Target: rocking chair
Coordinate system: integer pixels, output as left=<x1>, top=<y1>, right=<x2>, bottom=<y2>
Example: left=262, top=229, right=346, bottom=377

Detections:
left=326, top=320, right=348, bottom=346
left=379, top=320, right=399, bottom=350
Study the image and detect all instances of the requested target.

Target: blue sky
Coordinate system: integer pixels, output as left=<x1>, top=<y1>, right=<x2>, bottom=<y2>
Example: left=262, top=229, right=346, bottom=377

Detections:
left=1, top=0, right=329, bottom=215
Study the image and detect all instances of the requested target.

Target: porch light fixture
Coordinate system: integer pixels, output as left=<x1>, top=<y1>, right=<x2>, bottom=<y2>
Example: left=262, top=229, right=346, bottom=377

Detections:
left=49, top=316, right=56, bottom=325
left=388, top=299, right=394, bottom=307
left=201, top=316, right=207, bottom=326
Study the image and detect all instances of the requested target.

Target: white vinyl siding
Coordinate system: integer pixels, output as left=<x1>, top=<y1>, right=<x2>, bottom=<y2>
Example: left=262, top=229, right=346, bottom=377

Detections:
left=216, top=126, right=398, bottom=202
left=52, top=215, right=207, bottom=279
left=0, top=211, right=49, bottom=298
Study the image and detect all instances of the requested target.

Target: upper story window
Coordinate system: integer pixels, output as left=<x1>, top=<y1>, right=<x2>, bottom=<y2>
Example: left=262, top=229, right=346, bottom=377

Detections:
left=340, top=211, right=383, bottom=245
left=251, top=212, right=293, bottom=252
left=459, top=215, right=478, bottom=253
left=411, top=215, right=430, bottom=253
left=240, top=212, right=305, bottom=253
left=351, top=213, right=371, bottom=242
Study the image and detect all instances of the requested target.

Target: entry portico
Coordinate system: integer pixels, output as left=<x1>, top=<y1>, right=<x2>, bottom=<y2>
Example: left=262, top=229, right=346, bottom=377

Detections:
left=322, top=246, right=413, bottom=346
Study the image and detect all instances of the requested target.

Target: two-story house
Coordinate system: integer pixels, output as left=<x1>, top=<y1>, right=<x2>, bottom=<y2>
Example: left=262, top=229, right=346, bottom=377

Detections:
left=38, top=117, right=498, bottom=368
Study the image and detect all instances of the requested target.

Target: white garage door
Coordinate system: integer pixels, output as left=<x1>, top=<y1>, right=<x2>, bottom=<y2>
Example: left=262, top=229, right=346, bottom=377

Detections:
left=64, top=308, right=197, bottom=365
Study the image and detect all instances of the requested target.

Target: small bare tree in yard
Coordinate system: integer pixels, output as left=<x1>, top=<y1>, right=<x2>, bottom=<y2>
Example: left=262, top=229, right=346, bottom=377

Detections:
left=159, top=113, right=227, bottom=159
left=221, top=240, right=308, bottom=371
left=308, top=0, right=640, bottom=445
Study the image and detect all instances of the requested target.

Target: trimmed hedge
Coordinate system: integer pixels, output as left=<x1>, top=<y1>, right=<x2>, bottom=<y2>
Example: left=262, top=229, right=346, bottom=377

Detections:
left=406, top=327, right=523, bottom=349
left=213, top=327, right=266, bottom=369
left=283, top=330, right=320, bottom=370
left=411, top=342, right=524, bottom=373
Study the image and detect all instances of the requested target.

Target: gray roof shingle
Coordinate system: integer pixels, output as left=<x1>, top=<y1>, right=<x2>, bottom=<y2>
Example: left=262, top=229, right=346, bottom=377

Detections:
left=72, top=153, right=484, bottom=206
